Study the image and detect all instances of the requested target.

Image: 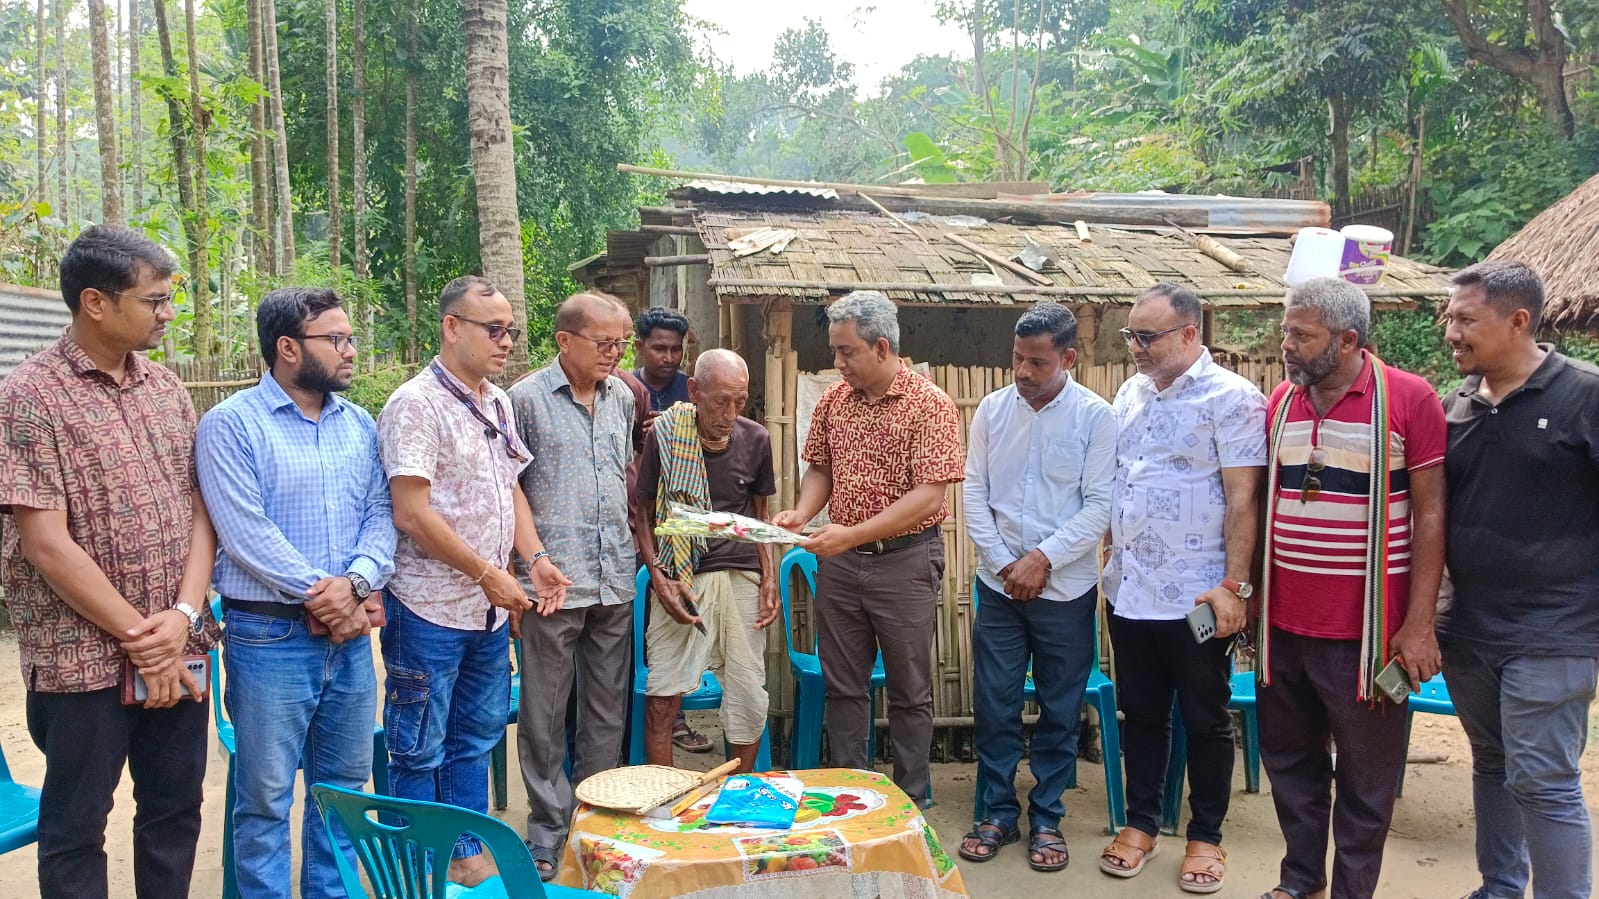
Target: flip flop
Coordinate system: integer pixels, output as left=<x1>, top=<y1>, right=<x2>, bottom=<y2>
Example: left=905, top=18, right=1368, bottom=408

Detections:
left=956, top=820, right=1019, bottom=863
left=1259, top=888, right=1310, bottom=899
left=672, top=721, right=713, bottom=753
left=1099, top=826, right=1159, bottom=877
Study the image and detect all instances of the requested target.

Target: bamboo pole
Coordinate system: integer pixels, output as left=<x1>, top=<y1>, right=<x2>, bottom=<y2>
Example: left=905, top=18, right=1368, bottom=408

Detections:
left=706, top=278, right=1448, bottom=299
left=945, top=233, right=1053, bottom=286
left=644, top=254, right=710, bottom=267
left=781, top=348, right=798, bottom=512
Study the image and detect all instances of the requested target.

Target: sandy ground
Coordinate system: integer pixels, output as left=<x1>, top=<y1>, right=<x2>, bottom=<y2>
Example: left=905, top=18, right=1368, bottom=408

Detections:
left=0, top=631, right=1593, bottom=899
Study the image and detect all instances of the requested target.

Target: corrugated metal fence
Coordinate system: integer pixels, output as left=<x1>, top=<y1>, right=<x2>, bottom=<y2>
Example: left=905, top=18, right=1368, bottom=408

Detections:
left=0, top=284, right=71, bottom=379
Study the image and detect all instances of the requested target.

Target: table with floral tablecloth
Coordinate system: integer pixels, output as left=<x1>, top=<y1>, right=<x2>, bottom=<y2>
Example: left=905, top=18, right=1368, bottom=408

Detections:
left=555, top=767, right=967, bottom=898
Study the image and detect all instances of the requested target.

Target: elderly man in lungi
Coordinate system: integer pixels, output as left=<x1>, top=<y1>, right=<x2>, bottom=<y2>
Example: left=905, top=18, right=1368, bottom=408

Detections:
left=633, top=349, right=781, bottom=772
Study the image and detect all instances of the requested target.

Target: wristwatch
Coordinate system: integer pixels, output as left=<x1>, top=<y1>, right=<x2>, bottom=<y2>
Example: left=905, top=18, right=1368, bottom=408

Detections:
left=345, top=572, right=373, bottom=600
left=1221, top=577, right=1255, bottom=600
left=173, top=601, right=204, bottom=638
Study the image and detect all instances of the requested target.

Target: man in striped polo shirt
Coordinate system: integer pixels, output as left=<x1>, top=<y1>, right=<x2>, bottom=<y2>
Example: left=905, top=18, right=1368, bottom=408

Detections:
left=1257, top=277, right=1447, bottom=899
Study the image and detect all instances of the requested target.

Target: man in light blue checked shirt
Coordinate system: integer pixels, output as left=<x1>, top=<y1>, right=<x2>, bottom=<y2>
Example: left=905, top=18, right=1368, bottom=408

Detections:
left=196, top=287, right=396, bottom=899
left=960, top=301, right=1117, bottom=873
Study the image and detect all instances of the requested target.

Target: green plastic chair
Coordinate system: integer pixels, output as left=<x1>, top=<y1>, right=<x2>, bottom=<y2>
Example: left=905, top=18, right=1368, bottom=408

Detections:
left=310, top=783, right=604, bottom=898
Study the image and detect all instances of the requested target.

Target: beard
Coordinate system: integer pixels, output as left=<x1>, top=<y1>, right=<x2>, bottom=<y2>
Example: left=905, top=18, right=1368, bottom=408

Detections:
left=296, top=351, right=352, bottom=394
left=1287, top=341, right=1341, bottom=388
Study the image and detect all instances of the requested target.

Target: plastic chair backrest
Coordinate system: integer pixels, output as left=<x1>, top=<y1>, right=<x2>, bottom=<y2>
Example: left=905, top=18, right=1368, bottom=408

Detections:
left=207, top=595, right=231, bottom=737
left=632, top=565, right=651, bottom=673
left=778, top=548, right=818, bottom=658
left=311, top=783, right=547, bottom=899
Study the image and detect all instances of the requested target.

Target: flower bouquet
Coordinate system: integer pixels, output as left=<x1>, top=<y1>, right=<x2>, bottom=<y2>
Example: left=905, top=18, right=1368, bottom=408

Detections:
left=654, top=502, right=806, bottom=545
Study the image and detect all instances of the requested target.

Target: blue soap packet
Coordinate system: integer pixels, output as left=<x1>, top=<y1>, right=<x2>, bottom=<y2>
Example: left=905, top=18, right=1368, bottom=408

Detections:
left=704, top=775, right=800, bottom=829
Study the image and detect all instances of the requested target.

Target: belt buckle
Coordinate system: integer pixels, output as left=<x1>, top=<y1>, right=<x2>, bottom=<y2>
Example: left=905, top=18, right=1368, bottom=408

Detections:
left=855, top=540, right=887, bottom=556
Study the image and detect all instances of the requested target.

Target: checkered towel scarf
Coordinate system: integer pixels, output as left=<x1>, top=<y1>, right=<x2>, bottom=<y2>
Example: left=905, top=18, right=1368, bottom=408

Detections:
left=1259, top=357, right=1393, bottom=702
left=654, top=401, right=711, bottom=586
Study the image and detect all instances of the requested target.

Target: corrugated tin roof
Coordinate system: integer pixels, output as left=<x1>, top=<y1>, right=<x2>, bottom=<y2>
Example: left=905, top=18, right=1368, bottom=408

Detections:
left=1, top=283, right=71, bottom=378
left=683, top=180, right=839, bottom=200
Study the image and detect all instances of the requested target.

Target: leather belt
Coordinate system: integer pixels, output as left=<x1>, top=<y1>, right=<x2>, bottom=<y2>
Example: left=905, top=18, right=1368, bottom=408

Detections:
left=852, top=527, right=936, bottom=556
left=220, top=597, right=306, bottom=620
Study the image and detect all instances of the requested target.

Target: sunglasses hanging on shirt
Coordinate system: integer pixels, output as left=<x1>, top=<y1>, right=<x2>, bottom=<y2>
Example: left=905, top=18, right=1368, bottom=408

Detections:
left=428, top=361, right=529, bottom=462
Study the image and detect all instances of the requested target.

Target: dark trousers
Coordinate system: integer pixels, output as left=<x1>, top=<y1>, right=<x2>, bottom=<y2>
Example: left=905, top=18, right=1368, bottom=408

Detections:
left=972, top=579, right=1096, bottom=830
left=25, top=686, right=209, bottom=899
left=1108, top=612, right=1235, bottom=844
left=815, top=534, right=944, bottom=805
left=1258, top=628, right=1408, bottom=899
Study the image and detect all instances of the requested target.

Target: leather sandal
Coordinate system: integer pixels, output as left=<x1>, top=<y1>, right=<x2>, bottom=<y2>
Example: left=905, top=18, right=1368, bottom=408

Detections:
left=1027, top=825, right=1069, bottom=872
left=956, top=820, right=1019, bottom=863
left=1258, top=888, right=1310, bottom=899
left=1099, top=826, right=1159, bottom=878
left=1179, top=841, right=1226, bottom=894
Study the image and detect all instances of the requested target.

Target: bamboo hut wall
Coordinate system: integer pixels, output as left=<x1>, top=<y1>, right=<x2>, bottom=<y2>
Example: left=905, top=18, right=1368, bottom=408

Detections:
left=765, top=354, right=1285, bottom=761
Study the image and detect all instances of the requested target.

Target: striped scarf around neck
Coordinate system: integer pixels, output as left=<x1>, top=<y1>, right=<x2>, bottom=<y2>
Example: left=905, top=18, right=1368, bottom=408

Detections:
left=654, top=401, right=712, bottom=586
left=1259, top=355, right=1393, bottom=701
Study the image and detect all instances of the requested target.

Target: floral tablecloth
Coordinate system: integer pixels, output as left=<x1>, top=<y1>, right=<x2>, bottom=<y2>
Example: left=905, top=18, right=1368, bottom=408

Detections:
left=555, top=767, right=967, bottom=898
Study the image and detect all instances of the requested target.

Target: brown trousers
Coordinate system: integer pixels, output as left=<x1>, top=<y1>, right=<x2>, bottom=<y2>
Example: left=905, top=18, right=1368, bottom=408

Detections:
left=814, top=533, right=944, bottom=805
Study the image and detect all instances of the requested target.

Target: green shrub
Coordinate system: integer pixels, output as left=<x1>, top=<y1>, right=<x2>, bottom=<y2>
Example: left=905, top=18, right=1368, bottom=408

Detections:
left=346, top=366, right=417, bottom=419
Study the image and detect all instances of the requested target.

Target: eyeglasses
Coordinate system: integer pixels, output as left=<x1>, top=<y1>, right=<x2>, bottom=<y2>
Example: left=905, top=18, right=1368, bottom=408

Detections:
left=1301, top=446, right=1328, bottom=503
left=565, top=331, right=633, bottom=355
left=1119, top=324, right=1188, bottom=349
left=447, top=314, right=522, bottom=344
left=112, top=290, right=176, bottom=313
left=298, top=333, right=359, bottom=352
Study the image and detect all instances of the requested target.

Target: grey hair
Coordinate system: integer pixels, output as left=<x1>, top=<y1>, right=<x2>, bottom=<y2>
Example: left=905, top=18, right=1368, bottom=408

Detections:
left=692, top=347, right=748, bottom=382
left=826, top=290, right=901, bottom=354
left=1285, top=277, right=1370, bottom=347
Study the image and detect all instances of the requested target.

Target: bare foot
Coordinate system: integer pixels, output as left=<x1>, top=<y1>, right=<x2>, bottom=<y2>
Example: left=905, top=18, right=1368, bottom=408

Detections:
left=446, top=853, right=498, bottom=887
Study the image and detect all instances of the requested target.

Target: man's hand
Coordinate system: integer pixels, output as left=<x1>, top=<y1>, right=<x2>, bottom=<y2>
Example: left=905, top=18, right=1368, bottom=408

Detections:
left=801, top=523, right=856, bottom=558
left=1390, top=619, right=1442, bottom=690
left=141, top=654, right=203, bottom=709
left=526, top=557, right=573, bottom=616
left=771, top=510, right=809, bottom=533
left=481, top=566, right=533, bottom=613
left=509, top=607, right=525, bottom=640
left=641, top=408, right=661, bottom=435
left=653, top=577, right=702, bottom=626
left=306, top=576, right=367, bottom=643
left=121, top=609, right=190, bottom=670
left=1195, top=585, right=1248, bottom=639
left=1001, top=550, right=1051, bottom=601
left=755, top=575, right=780, bottom=629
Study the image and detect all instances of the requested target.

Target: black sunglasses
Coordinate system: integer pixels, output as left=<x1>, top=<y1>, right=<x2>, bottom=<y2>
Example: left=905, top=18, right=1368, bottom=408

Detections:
left=447, top=314, right=522, bottom=344
left=1118, top=324, right=1188, bottom=349
left=1301, top=446, right=1328, bottom=503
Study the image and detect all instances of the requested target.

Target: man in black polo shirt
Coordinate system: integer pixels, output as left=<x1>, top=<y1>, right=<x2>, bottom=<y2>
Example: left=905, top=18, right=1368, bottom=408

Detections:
left=1438, top=260, right=1599, bottom=899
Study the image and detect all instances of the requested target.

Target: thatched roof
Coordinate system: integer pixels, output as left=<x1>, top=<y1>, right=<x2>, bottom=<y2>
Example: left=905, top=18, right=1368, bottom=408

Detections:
left=1488, top=172, right=1599, bottom=332
left=690, top=206, right=1450, bottom=309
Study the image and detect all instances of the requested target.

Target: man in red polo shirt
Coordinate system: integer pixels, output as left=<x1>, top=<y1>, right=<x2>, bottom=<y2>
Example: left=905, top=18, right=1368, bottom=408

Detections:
left=1257, top=277, right=1446, bottom=899
left=773, top=290, right=964, bottom=808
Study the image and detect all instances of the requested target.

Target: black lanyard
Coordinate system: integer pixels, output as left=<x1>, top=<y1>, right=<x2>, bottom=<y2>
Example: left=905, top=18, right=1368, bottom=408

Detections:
left=429, top=361, right=528, bottom=462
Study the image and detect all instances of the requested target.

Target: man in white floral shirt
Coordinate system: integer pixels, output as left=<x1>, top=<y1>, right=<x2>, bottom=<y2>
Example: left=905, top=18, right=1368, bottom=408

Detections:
left=376, top=275, right=568, bottom=887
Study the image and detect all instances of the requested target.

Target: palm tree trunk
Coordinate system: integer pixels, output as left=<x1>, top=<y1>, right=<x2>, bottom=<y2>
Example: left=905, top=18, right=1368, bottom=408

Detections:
left=88, top=0, right=123, bottom=224
left=263, top=0, right=294, bottom=270
left=325, top=0, right=340, bottom=267
left=352, top=0, right=371, bottom=361
left=462, top=0, right=528, bottom=372
left=33, top=0, right=46, bottom=206
left=403, top=0, right=418, bottom=364
left=129, top=0, right=144, bottom=212
left=183, top=0, right=212, bottom=358
left=54, top=0, right=67, bottom=216
left=247, top=0, right=272, bottom=274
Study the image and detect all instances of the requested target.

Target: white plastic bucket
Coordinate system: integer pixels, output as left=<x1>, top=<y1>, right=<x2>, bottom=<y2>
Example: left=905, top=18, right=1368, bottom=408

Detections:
left=1284, top=227, right=1345, bottom=286
left=1338, top=224, right=1393, bottom=285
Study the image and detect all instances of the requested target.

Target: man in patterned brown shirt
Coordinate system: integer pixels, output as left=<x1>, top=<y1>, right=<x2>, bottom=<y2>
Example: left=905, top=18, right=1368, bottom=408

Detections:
left=0, top=225, right=218, bottom=899
left=773, top=290, right=965, bottom=807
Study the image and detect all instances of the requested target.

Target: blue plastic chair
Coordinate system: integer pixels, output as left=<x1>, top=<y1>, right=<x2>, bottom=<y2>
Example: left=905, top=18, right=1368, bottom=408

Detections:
left=779, top=548, right=888, bottom=769
left=0, top=740, right=41, bottom=855
left=628, top=566, right=772, bottom=770
left=968, top=579, right=1126, bottom=834
left=309, top=783, right=602, bottom=898
left=1398, top=675, right=1456, bottom=797
left=211, top=596, right=392, bottom=899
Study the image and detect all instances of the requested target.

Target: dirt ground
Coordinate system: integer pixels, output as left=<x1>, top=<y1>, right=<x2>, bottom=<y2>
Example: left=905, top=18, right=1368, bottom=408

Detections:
left=0, top=632, right=1593, bottom=899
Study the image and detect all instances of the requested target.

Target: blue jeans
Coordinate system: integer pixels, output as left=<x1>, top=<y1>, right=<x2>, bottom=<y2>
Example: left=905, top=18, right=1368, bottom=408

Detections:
left=224, top=612, right=376, bottom=899
left=972, top=579, right=1097, bottom=831
left=381, top=595, right=510, bottom=858
left=1442, top=642, right=1598, bottom=899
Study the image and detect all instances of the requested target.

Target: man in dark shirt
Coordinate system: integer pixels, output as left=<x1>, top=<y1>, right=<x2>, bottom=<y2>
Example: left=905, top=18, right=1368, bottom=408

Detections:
left=633, top=307, right=691, bottom=412
left=1439, top=260, right=1599, bottom=899
left=633, top=349, right=779, bottom=772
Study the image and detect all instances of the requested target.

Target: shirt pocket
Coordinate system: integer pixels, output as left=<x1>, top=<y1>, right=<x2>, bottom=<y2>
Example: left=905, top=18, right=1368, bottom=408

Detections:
left=1044, top=435, right=1086, bottom=487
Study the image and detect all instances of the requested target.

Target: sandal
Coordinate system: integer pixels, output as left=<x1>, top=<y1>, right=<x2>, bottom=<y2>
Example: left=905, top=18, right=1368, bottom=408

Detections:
left=1179, top=841, right=1226, bottom=894
left=1258, top=888, right=1310, bottom=899
left=1028, top=825, right=1069, bottom=872
left=525, top=842, right=559, bottom=883
left=672, top=719, right=713, bottom=753
left=1099, top=826, right=1159, bottom=878
left=957, top=820, right=1019, bottom=863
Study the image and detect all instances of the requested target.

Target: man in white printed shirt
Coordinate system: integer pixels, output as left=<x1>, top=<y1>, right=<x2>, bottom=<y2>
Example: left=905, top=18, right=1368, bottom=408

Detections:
left=959, top=302, right=1116, bottom=873
left=1099, top=283, right=1266, bottom=895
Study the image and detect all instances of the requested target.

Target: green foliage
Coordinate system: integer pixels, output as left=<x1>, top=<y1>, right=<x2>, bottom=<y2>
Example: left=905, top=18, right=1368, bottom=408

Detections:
left=903, top=132, right=957, bottom=183
left=344, top=364, right=415, bottom=418
left=1370, top=306, right=1457, bottom=392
